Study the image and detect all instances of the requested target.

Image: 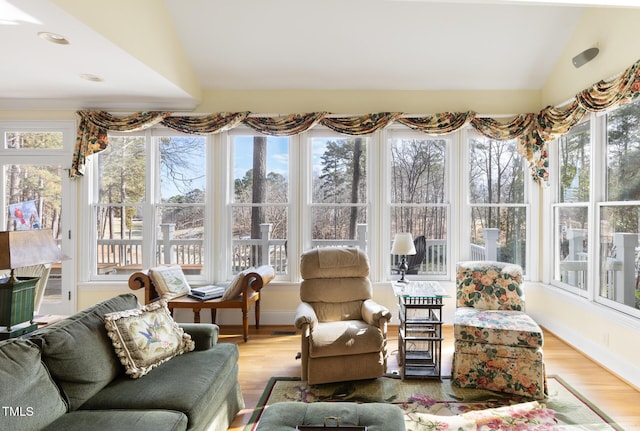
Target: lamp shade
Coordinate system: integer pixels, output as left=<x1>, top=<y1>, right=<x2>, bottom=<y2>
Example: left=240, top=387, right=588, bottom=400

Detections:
left=0, top=229, right=65, bottom=270
left=391, top=232, right=416, bottom=256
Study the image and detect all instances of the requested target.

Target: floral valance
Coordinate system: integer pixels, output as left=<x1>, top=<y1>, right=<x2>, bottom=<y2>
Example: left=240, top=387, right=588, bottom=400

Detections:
left=72, top=58, right=640, bottom=184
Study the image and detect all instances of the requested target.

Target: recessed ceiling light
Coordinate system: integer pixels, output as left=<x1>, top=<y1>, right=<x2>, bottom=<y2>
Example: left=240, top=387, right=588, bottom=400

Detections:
left=79, top=73, right=103, bottom=82
left=38, top=32, right=69, bottom=45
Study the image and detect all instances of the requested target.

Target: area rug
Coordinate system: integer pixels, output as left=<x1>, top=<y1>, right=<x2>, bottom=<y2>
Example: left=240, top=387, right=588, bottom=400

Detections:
left=244, top=375, right=622, bottom=430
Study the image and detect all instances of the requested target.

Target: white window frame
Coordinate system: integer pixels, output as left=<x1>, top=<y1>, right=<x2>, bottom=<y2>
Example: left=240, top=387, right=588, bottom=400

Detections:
left=224, top=127, right=295, bottom=282
left=460, top=128, right=537, bottom=279
left=546, top=110, right=640, bottom=319
left=384, top=126, right=454, bottom=281
left=548, top=117, right=592, bottom=297
left=87, top=128, right=212, bottom=284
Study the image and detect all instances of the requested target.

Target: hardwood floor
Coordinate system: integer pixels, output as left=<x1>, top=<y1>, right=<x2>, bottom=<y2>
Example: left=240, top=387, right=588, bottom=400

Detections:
left=220, top=325, right=640, bottom=430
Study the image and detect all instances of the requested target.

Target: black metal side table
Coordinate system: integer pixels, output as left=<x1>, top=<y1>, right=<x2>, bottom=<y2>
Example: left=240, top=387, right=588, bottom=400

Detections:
left=393, top=281, right=446, bottom=380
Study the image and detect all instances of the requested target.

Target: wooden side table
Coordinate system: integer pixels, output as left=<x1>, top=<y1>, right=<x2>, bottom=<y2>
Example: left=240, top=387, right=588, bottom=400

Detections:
left=129, top=265, right=275, bottom=342
left=393, top=281, right=446, bottom=380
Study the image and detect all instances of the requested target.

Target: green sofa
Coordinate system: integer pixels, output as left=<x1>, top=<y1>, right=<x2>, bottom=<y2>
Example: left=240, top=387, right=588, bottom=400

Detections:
left=0, top=293, right=244, bottom=431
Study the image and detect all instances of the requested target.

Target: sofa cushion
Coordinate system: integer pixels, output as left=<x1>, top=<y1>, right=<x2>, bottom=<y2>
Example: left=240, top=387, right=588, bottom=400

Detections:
left=0, top=338, right=68, bottom=431
left=454, top=307, right=544, bottom=348
left=42, top=409, right=187, bottom=431
left=104, top=300, right=195, bottom=378
left=255, top=402, right=405, bottom=431
left=29, top=293, right=140, bottom=410
left=149, top=265, right=191, bottom=300
left=310, top=320, right=384, bottom=358
left=79, top=343, right=242, bottom=430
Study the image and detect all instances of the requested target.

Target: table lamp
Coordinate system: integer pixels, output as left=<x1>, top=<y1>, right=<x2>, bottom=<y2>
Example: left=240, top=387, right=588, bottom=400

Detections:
left=0, top=229, right=66, bottom=339
left=391, top=232, right=416, bottom=284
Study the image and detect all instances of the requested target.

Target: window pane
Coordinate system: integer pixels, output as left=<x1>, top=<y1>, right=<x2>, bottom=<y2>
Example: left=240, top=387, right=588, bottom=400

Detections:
left=390, top=138, right=445, bottom=204
left=555, top=206, right=588, bottom=290
left=159, top=136, right=206, bottom=203
left=96, top=135, right=146, bottom=276
left=469, top=138, right=524, bottom=204
left=5, top=132, right=63, bottom=149
left=98, top=136, right=145, bottom=204
left=606, top=99, right=640, bottom=202
left=155, top=136, right=207, bottom=275
left=311, top=206, right=367, bottom=244
left=5, top=164, right=64, bottom=303
left=470, top=206, right=526, bottom=270
left=311, top=136, right=367, bottom=248
left=559, top=121, right=590, bottom=203
left=390, top=207, right=447, bottom=276
left=231, top=206, right=288, bottom=272
left=95, top=204, right=143, bottom=274
left=232, top=135, right=289, bottom=274
left=233, top=136, right=289, bottom=204
left=312, top=137, right=367, bottom=204
left=599, top=205, right=639, bottom=310
left=156, top=205, right=205, bottom=274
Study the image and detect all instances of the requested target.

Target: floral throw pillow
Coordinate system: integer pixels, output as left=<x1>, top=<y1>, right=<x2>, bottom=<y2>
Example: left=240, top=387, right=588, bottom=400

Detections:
left=149, top=265, right=191, bottom=300
left=104, top=301, right=195, bottom=379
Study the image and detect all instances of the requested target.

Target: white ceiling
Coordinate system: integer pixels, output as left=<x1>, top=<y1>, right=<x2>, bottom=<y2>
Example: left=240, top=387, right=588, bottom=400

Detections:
left=0, top=0, right=636, bottom=111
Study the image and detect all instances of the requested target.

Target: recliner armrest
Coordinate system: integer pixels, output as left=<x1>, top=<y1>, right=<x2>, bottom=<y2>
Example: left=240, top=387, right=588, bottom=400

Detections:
left=294, top=302, right=318, bottom=330
left=179, top=323, right=219, bottom=351
left=361, top=299, right=391, bottom=327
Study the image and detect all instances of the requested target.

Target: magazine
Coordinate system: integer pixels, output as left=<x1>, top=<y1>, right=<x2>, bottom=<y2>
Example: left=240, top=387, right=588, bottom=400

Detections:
left=189, top=285, right=226, bottom=301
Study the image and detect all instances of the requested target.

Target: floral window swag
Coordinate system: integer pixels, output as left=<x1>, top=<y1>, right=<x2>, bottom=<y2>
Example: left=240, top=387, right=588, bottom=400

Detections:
left=72, top=58, right=640, bottom=185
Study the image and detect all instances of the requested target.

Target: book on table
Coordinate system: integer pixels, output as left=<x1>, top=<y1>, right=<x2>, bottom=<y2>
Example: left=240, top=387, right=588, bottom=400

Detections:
left=188, top=285, right=226, bottom=301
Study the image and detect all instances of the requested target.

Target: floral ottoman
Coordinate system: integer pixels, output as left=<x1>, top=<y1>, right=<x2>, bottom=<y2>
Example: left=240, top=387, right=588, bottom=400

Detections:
left=452, top=261, right=547, bottom=399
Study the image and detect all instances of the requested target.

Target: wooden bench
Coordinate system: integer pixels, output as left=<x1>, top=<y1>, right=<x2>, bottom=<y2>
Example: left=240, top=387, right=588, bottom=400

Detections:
left=128, top=265, right=275, bottom=342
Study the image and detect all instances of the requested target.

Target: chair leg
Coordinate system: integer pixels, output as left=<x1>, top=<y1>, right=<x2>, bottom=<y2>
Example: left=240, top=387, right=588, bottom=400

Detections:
left=242, top=310, right=249, bottom=342
left=255, top=298, right=261, bottom=329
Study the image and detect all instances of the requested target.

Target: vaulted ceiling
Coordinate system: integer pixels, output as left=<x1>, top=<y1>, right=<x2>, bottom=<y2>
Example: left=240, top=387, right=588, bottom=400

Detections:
left=0, top=0, right=636, bottom=111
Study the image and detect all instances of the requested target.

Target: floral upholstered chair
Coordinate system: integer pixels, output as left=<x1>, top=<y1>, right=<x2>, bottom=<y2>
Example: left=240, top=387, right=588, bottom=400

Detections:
left=451, top=261, right=548, bottom=399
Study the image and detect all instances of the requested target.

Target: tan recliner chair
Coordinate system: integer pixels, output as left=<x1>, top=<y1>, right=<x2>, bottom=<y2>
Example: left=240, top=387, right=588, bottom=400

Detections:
left=294, top=247, right=391, bottom=385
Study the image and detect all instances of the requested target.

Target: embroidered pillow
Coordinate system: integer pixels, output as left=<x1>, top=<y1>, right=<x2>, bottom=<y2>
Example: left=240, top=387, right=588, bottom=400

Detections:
left=221, top=267, right=254, bottom=301
left=149, top=265, right=191, bottom=300
left=104, top=301, right=194, bottom=379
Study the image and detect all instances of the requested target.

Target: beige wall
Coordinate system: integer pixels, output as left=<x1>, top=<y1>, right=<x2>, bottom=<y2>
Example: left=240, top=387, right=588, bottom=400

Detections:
left=542, top=7, right=640, bottom=107
left=195, top=89, right=541, bottom=116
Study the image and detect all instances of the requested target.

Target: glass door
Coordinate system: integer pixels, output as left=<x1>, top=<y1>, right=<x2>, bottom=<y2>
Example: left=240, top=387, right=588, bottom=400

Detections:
left=1, top=123, right=75, bottom=316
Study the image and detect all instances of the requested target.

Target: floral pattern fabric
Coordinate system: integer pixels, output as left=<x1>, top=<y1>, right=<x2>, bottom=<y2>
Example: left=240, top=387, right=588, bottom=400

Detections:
left=408, top=401, right=557, bottom=431
left=453, top=261, right=547, bottom=400
left=452, top=341, right=547, bottom=400
left=454, top=308, right=544, bottom=348
left=456, top=261, right=525, bottom=311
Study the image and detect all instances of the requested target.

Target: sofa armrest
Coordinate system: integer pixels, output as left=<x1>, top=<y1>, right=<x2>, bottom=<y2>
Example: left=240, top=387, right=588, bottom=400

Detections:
left=179, top=323, right=219, bottom=351
left=361, top=299, right=391, bottom=328
left=294, top=302, right=318, bottom=331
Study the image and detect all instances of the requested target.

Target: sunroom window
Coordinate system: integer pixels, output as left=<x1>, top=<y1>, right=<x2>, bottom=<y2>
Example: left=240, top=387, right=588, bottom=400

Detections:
left=599, top=99, right=640, bottom=314
left=553, top=120, right=591, bottom=293
left=231, top=134, right=289, bottom=274
left=310, top=134, right=368, bottom=249
left=468, top=135, right=527, bottom=271
left=94, top=132, right=208, bottom=278
left=389, top=132, right=448, bottom=278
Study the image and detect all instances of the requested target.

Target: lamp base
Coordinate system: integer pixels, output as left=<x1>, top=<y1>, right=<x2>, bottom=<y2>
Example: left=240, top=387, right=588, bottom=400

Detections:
left=0, top=276, right=38, bottom=336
